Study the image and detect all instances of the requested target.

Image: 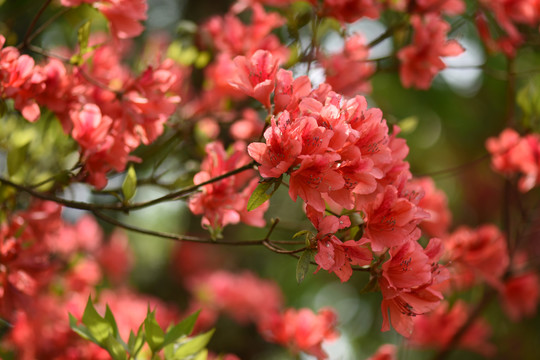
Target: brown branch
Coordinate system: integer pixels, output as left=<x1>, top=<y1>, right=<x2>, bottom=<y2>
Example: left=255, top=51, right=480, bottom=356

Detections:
left=26, top=8, right=70, bottom=45
left=0, top=161, right=256, bottom=212
left=262, top=240, right=307, bottom=254
left=19, top=0, right=53, bottom=50
left=91, top=210, right=311, bottom=258
left=368, top=22, right=407, bottom=48
left=413, top=153, right=490, bottom=178
left=432, top=288, right=497, bottom=360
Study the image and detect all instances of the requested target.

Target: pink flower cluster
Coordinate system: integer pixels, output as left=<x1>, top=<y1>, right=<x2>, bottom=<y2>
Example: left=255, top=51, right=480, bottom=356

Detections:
left=195, top=3, right=289, bottom=113
left=443, top=224, right=509, bottom=290
left=477, top=0, right=540, bottom=56
left=398, top=14, right=464, bottom=89
left=60, top=0, right=148, bottom=40
left=1, top=31, right=186, bottom=189
left=486, top=128, right=540, bottom=192
left=259, top=307, right=338, bottom=360
left=0, top=202, right=178, bottom=359
left=0, top=201, right=61, bottom=317
left=410, top=300, right=495, bottom=356
left=229, top=49, right=448, bottom=336
left=319, top=33, right=375, bottom=96
left=379, top=238, right=449, bottom=336
left=185, top=270, right=339, bottom=359
left=38, top=42, right=184, bottom=188
left=432, top=224, right=540, bottom=330
left=0, top=36, right=45, bottom=122
left=318, top=0, right=381, bottom=23
left=0, top=202, right=135, bottom=320
left=410, top=177, right=452, bottom=238
left=188, top=141, right=268, bottom=232
left=187, top=271, right=283, bottom=325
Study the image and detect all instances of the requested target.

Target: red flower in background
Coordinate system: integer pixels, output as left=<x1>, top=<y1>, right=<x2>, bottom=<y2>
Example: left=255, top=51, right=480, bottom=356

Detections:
left=398, top=14, right=464, bottom=89
left=259, top=307, right=338, bottom=360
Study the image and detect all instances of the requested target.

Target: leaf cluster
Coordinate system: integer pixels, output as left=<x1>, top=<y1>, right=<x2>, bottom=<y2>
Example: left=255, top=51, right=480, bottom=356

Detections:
left=70, top=297, right=214, bottom=360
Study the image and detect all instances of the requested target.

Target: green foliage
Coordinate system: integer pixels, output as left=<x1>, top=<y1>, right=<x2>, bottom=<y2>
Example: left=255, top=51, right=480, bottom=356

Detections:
left=517, top=75, right=540, bottom=131
left=122, top=165, right=138, bottom=202
left=165, top=329, right=214, bottom=360
left=167, top=41, right=210, bottom=68
left=163, top=311, right=199, bottom=348
left=296, top=248, right=314, bottom=284
left=70, top=20, right=100, bottom=66
left=0, top=113, right=77, bottom=188
left=144, top=309, right=166, bottom=353
left=74, top=297, right=127, bottom=360
left=247, top=177, right=281, bottom=211
left=70, top=298, right=212, bottom=360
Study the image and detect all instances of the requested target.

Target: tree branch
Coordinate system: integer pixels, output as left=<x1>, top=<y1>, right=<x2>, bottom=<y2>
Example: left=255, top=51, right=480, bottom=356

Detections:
left=0, top=161, right=256, bottom=212
left=91, top=210, right=311, bottom=258
left=19, top=0, right=53, bottom=50
left=432, top=288, right=497, bottom=360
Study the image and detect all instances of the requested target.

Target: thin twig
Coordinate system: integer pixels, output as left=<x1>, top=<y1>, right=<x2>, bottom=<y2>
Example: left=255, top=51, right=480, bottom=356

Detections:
left=432, top=288, right=496, bottom=360
left=368, top=22, right=406, bottom=48
left=91, top=210, right=311, bottom=258
left=0, top=161, right=256, bottom=212
left=19, top=0, right=53, bottom=50
left=26, top=8, right=70, bottom=45
left=413, top=153, right=490, bottom=178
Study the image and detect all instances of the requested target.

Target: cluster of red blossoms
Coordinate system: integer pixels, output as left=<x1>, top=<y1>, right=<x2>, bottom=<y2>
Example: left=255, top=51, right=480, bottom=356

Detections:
left=188, top=39, right=540, bottom=342
left=2, top=0, right=540, bottom=358
left=0, top=201, right=176, bottom=359
left=173, top=243, right=339, bottom=359
left=212, top=47, right=446, bottom=336
left=486, top=128, right=540, bottom=192
left=0, top=0, right=187, bottom=189
left=188, top=271, right=338, bottom=359
left=60, top=0, right=148, bottom=40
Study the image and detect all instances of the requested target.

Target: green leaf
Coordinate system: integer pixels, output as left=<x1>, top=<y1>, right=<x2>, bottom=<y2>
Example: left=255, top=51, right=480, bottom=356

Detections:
left=127, top=324, right=145, bottom=357
left=195, top=51, right=211, bottom=69
left=516, top=76, right=540, bottom=131
left=163, top=311, right=199, bottom=348
left=122, top=165, right=137, bottom=201
left=192, top=349, right=208, bottom=360
left=247, top=178, right=281, bottom=211
left=78, top=21, right=91, bottom=53
left=173, top=329, right=215, bottom=359
left=164, top=343, right=176, bottom=359
left=296, top=249, right=313, bottom=284
left=144, top=309, right=165, bottom=352
left=69, top=313, right=98, bottom=343
left=103, top=333, right=127, bottom=360
left=398, top=116, right=419, bottom=134
left=352, top=224, right=364, bottom=241
left=104, top=305, right=119, bottom=338
left=292, top=230, right=310, bottom=239
left=70, top=21, right=92, bottom=66
left=81, top=296, right=113, bottom=344
left=247, top=181, right=272, bottom=211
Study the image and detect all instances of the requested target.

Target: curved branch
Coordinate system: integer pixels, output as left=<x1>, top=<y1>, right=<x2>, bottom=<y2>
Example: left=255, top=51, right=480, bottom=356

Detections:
left=0, top=161, right=256, bottom=212
left=19, top=0, right=53, bottom=50
left=432, top=288, right=496, bottom=360
left=92, top=210, right=264, bottom=245
left=412, top=153, right=490, bottom=178
left=91, top=210, right=311, bottom=259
